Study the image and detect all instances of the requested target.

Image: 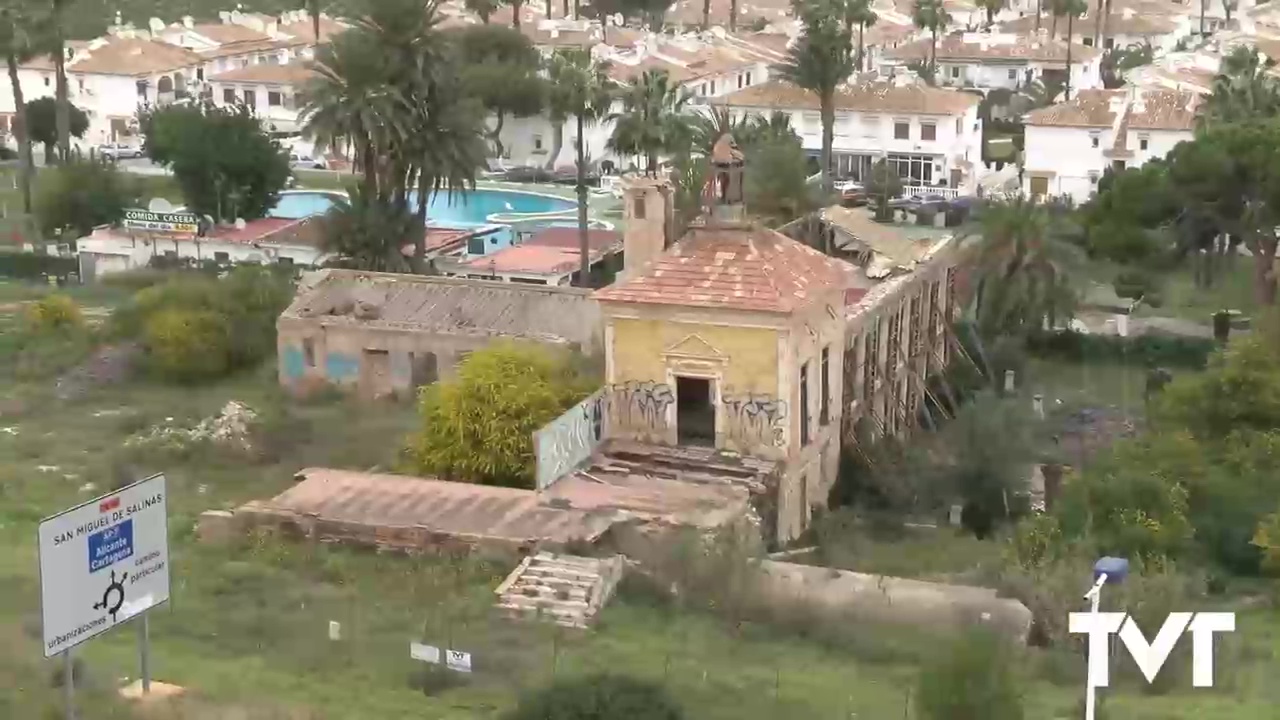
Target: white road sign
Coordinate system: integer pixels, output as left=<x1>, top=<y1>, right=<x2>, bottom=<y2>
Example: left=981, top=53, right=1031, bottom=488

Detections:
left=446, top=649, right=472, bottom=673
left=37, top=474, right=170, bottom=658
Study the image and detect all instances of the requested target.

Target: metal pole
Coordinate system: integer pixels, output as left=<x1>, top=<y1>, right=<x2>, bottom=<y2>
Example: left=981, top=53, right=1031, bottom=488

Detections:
left=139, top=612, right=151, bottom=694
left=1084, top=576, right=1105, bottom=720
left=63, top=649, right=75, bottom=720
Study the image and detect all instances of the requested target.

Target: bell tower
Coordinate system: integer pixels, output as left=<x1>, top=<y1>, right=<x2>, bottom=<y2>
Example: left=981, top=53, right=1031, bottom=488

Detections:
left=707, top=134, right=746, bottom=224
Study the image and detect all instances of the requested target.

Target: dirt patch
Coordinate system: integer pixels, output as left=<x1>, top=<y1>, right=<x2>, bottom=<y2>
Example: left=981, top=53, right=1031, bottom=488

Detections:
left=54, top=343, right=139, bottom=401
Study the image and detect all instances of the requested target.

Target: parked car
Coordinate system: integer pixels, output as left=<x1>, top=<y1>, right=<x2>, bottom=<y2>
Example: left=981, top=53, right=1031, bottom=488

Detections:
left=98, top=143, right=143, bottom=161
left=888, top=192, right=950, bottom=212
left=289, top=152, right=328, bottom=170
left=838, top=183, right=869, bottom=207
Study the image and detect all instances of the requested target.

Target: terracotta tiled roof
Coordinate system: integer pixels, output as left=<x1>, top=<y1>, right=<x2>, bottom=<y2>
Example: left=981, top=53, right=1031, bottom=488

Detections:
left=206, top=217, right=322, bottom=246
left=278, top=16, right=349, bottom=43
left=524, top=227, right=623, bottom=252
left=185, top=23, right=272, bottom=44
left=712, top=79, right=980, bottom=115
left=1024, top=87, right=1200, bottom=130
left=24, top=37, right=202, bottom=76
left=208, top=61, right=315, bottom=85
left=884, top=32, right=1100, bottom=64
left=198, top=37, right=297, bottom=59
left=461, top=244, right=584, bottom=275
left=593, top=223, right=853, bottom=313
left=998, top=11, right=1177, bottom=36
left=609, top=56, right=694, bottom=83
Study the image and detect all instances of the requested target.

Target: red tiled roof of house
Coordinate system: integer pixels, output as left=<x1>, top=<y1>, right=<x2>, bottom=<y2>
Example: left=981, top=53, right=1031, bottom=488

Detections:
left=524, top=226, right=622, bottom=253
left=884, top=32, right=1101, bottom=64
left=1024, top=87, right=1200, bottom=130
left=207, top=60, right=315, bottom=85
left=461, top=244, right=583, bottom=275
left=713, top=79, right=980, bottom=116
left=593, top=223, right=853, bottom=313
left=206, top=217, right=321, bottom=246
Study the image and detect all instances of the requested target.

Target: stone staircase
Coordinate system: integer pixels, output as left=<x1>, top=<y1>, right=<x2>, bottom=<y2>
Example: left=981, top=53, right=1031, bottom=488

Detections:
left=494, top=553, right=625, bottom=629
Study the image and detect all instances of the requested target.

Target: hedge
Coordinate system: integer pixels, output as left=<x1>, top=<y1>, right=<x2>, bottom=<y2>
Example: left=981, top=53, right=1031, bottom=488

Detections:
left=0, top=251, right=78, bottom=280
left=1025, top=329, right=1215, bottom=369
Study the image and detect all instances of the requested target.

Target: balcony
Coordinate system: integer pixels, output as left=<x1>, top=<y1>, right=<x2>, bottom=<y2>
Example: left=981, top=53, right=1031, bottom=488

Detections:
left=902, top=184, right=959, bottom=199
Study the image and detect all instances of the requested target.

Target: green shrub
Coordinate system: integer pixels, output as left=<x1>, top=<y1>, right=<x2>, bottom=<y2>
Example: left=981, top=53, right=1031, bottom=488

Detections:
left=142, top=309, right=232, bottom=383
left=112, top=266, right=293, bottom=382
left=1113, top=269, right=1158, bottom=301
left=1025, top=329, right=1214, bottom=368
left=503, top=673, right=684, bottom=720
left=21, top=294, right=83, bottom=334
left=0, top=251, right=78, bottom=280
left=915, top=626, right=1025, bottom=720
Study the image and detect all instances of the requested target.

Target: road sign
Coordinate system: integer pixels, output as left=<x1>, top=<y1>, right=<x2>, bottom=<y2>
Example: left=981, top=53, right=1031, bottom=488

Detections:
left=445, top=649, right=472, bottom=673
left=410, top=642, right=441, bottom=663
left=122, top=209, right=199, bottom=236
left=37, top=474, right=170, bottom=658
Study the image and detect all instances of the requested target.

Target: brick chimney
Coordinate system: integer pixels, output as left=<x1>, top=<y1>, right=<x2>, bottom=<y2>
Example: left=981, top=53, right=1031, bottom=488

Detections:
left=620, top=176, right=674, bottom=281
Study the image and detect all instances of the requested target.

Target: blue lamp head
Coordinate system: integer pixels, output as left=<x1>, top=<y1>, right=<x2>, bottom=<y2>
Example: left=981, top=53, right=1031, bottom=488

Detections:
left=1093, top=556, right=1129, bottom=584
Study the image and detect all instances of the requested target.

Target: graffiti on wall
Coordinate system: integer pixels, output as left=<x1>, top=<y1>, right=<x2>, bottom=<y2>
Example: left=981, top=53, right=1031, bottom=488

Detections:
left=722, top=391, right=787, bottom=448
left=534, top=389, right=608, bottom=490
left=607, top=381, right=674, bottom=437
left=325, top=352, right=359, bottom=380
left=282, top=346, right=306, bottom=380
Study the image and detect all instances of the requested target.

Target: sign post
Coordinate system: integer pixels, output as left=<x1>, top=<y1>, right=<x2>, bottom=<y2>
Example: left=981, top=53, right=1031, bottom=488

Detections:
left=63, top=650, right=74, bottom=720
left=37, top=474, right=170, bottom=709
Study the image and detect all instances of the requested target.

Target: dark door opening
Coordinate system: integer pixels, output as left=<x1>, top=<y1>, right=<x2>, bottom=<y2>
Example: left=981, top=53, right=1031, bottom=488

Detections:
left=675, top=376, right=715, bottom=446
left=409, top=351, right=438, bottom=389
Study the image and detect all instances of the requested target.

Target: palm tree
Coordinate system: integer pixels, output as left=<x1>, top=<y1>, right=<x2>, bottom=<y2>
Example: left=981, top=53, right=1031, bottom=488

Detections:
left=775, top=0, right=853, bottom=194
left=608, top=69, right=691, bottom=176
left=971, top=198, right=1084, bottom=338
left=547, top=48, right=615, bottom=286
left=689, top=106, right=757, bottom=155
left=842, top=0, right=877, bottom=72
left=309, top=0, right=323, bottom=44
left=1, top=4, right=38, bottom=214
left=1201, top=47, right=1280, bottom=125
left=50, top=0, right=73, bottom=163
left=511, top=0, right=525, bottom=29
left=1060, top=0, right=1087, bottom=100
left=729, top=0, right=738, bottom=30
left=304, top=0, right=485, bottom=273
left=703, top=0, right=712, bottom=28
left=301, top=31, right=403, bottom=197
left=465, top=0, right=499, bottom=22
left=975, top=0, right=1003, bottom=27
left=318, top=185, right=415, bottom=272
left=912, top=0, right=950, bottom=75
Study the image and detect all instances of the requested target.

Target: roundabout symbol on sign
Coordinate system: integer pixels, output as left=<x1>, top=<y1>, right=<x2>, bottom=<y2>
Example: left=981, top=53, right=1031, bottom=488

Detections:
left=93, top=569, right=128, bottom=621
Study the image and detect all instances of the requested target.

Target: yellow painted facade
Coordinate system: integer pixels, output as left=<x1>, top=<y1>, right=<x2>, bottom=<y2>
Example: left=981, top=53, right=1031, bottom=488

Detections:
left=608, top=317, right=780, bottom=393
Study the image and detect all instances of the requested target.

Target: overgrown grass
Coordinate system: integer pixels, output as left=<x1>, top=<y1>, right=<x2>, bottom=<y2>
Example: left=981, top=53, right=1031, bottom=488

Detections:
left=1, top=316, right=1275, bottom=718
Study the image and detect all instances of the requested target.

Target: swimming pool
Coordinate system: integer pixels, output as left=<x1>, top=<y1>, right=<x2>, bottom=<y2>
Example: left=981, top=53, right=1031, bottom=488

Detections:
left=269, top=188, right=577, bottom=225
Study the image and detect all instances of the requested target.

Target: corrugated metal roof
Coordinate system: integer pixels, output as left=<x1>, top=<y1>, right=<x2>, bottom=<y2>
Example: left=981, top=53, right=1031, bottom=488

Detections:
left=281, top=269, right=601, bottom=344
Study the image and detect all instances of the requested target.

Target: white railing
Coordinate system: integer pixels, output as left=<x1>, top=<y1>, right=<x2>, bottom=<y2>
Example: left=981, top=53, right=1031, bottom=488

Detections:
left=902, top=185, right=960, bottom=199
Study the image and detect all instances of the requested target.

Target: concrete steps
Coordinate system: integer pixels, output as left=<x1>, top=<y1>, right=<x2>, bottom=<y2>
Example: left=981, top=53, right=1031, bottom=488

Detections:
left=494, top=552, right=625, bottom=629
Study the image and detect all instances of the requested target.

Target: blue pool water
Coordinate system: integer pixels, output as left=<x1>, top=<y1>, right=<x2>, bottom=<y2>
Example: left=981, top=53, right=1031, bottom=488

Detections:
left=269, top=189, right=576, bottom=224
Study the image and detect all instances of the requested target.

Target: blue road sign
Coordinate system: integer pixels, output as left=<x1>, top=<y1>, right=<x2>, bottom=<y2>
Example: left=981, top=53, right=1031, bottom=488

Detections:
left=88, top=520, right=134, bottom=573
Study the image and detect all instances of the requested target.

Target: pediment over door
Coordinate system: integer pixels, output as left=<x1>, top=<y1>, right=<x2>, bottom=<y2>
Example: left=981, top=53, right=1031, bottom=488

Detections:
left=662, top=333, right=727, bottom=362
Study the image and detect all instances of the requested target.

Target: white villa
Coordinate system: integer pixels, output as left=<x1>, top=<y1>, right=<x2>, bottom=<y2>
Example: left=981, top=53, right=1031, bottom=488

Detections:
left=1022, top=86, right=1200, bottom=203
left=880, top=32, right=1103, bottom=94
left=712, top=76, right=984, bottom=194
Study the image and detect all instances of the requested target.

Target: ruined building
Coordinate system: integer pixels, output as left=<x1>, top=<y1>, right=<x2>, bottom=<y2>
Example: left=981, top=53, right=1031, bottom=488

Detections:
left=275, top=272, right=601, bottom=399
left=589, top=136, right=857, bottom=542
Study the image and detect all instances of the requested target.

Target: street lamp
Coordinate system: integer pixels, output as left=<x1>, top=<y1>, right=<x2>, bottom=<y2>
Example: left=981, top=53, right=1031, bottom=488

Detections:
left=1083, top=556, right=1128, bottom=720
